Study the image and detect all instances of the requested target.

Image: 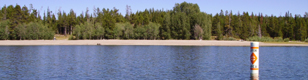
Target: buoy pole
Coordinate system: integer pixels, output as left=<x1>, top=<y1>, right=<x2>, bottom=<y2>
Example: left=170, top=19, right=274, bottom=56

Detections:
left=251, top=42, right=259, bottom=80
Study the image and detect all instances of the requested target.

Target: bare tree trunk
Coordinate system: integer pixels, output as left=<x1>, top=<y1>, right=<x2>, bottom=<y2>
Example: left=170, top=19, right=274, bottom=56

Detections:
left=70, top=25, right=73, bottom=35
left=64, top=26, right=67, bottom=36
left=258, top=24, right=261, bottom=38
left=90, top=34, right=91, bottom=39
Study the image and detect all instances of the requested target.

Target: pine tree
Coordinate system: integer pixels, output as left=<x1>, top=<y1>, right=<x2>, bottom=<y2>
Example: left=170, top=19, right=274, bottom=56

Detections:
left=217, top=22, right=222, bottom=40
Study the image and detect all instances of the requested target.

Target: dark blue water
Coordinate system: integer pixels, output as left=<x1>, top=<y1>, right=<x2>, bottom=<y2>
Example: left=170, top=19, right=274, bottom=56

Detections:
left=0, top=46, right=307, bottom=79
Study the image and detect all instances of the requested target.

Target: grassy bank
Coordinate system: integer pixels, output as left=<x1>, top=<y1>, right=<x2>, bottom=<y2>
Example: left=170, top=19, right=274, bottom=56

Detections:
left=246, top=36, right=290, bottom=42
left=54, top=34, right=70, bottom=40
left=264, top=42, right=308, bottom=45
left=246, top=36, right=308, bottom=45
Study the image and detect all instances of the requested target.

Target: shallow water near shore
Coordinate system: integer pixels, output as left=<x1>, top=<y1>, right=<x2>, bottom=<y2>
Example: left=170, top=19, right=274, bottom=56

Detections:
left=0, top=46, right=307, bottom=79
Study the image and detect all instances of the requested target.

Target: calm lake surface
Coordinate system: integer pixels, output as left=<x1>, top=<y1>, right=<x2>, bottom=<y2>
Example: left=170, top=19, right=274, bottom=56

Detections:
left=0, top=46, right=307, bottom=79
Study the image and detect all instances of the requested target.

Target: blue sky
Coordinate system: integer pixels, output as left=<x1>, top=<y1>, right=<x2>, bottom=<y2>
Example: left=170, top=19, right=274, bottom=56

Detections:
left=2, top=0, right=308, bottom=17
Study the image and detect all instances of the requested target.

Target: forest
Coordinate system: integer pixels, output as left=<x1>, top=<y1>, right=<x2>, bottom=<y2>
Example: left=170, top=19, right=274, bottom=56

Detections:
left=0, top=2, right=308, bottom=41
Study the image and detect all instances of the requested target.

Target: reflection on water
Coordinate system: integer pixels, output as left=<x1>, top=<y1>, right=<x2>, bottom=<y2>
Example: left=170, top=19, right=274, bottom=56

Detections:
left=0, top=46, right=307, bottom=79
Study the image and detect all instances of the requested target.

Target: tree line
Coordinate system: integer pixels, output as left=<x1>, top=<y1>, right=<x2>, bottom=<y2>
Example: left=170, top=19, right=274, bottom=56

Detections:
left=0, top=2, right=307, bottom=41
left=212, top=10, right=308, bottom=41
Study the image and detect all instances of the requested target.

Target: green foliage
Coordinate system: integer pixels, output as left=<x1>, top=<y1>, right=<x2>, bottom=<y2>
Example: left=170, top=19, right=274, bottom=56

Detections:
left=305, top=38, right=308, bottom=42
left=161, top=12, right=171, bottom=40
left=68, top=35, right=75, bottom=40
left=0, top=20, right=10, bottom=40
left=284, top=38, right=290, bottom=42
left=159, top=2, right=212, bottom=40
left=246, top=36, right=289, bottom=42
left=134, top=25, right=146, bottom=39
left=132, top=22, right=160, bottom=39
left=274, top=37, right=284, bottom=42
left=72, top=21, right=105, bottom=40
left=14, top=22, right=54, bottom=40
left=216, top=22, right=223, bottom=40
left=145, top=22, right=160, bottom=39
left=247, top=36, right=267, bottom=42
left=114, top=23, right=125, bottom=39
left=94, top=23, right=105, bottom=39
left=123, top=22, right=134, bottom=39
left=15, top=23, right=26, bottom=39
left=72, top=21, right=96, bottom=39
left=72, top=24, right=81, bottom=39
left=0, top=3, right=307, bottom=41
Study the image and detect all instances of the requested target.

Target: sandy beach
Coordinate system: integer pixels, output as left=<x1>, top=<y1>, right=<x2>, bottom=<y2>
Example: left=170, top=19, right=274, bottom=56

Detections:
left=0, top=40, right=307, bottom=46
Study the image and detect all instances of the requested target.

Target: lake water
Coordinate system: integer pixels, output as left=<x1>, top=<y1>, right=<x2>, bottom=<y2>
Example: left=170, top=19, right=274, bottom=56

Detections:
left=0, top=46, right=307, bottom=79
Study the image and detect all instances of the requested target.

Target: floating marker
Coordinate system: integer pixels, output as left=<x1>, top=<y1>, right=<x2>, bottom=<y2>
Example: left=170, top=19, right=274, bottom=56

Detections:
left=251, top=42, right=259, bottom=80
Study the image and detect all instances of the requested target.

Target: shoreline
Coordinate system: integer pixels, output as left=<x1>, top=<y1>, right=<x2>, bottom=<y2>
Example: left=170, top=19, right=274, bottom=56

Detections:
left=0, top=40, right=307, bottom=46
